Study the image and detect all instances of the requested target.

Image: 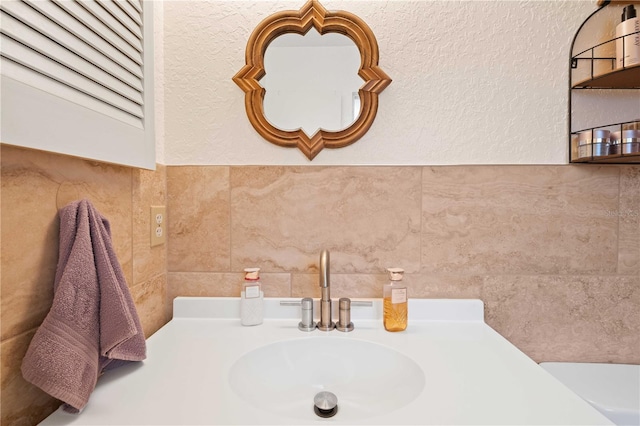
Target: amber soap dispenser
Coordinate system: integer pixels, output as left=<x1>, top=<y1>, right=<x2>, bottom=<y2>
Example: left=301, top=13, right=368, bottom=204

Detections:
left=383, top=267, right=408, bottom=332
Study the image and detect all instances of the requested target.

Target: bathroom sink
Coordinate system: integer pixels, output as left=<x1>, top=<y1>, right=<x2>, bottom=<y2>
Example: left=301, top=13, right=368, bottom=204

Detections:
left=228, top=337, right=426, bottom=422
left=40, top=298, right=613, bottom=425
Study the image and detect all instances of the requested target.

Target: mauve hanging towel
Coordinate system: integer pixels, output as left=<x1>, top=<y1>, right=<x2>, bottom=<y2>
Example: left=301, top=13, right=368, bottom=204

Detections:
left=22, top=199, right=146, bottom=412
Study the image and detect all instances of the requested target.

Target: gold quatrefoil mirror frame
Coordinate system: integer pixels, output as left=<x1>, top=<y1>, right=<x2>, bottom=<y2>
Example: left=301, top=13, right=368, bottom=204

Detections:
left=233, top=0, right=392, bottom=160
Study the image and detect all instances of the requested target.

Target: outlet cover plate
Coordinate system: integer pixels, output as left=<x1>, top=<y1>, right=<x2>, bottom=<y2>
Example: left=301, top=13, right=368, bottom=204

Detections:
left=150, top=206, right=166, bottom=247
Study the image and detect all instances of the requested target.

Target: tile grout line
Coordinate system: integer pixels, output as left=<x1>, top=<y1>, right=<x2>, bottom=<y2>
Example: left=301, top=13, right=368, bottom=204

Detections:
left=616, top=167, right=622, bottom=275
left=228, top=166, right=233, bottom=276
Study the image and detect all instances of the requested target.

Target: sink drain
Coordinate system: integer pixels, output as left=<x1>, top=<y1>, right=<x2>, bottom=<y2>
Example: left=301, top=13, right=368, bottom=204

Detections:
left=313, top=391, right=338, bottom=418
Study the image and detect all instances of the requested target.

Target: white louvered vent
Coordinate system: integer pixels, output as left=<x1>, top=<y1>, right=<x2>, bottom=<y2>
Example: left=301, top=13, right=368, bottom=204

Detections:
left=0, top=0, right=155, bottom=169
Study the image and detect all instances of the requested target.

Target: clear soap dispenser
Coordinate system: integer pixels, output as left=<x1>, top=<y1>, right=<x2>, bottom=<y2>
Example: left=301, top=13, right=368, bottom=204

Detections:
left=383, top=267, right=407, bottom=332
left=240, top=267, right=263, bottom=326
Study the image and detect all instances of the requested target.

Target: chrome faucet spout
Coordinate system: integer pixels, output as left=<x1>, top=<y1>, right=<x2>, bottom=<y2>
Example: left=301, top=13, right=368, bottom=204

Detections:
left=319, top=250, right=330, bottom=289
left=317, top=249, right=334, bottom=331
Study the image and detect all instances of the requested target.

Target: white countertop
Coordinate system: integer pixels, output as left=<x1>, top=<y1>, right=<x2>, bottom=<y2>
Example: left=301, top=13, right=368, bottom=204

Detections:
left=41, top=297, right=612, bottom=425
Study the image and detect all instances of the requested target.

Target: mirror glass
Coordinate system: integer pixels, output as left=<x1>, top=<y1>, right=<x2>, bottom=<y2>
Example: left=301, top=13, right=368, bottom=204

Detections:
left=261, top=29, right=363, bottom=137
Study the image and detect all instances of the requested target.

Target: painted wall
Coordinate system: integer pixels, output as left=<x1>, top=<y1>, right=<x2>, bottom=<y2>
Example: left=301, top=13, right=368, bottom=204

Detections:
left=161, top=0, right=635, bottom=165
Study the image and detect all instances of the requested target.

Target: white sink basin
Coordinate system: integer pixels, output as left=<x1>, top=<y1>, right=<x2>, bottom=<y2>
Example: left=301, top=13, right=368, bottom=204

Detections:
left=39, top=298, right=614, bottom=425
left=228, top=336, right=426, bottom=422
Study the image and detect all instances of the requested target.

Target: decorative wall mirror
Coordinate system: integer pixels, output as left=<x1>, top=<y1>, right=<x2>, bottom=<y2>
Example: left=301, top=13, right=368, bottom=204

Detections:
left=233, top=0, right=391, bottom=160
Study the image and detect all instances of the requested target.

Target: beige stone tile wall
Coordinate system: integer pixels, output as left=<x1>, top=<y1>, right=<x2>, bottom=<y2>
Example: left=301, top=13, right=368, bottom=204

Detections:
left=1, top=145, right=168, bottom=425
left=167, top=165, right=640, bottom=366
left=1, top=152, right=638, bottom=425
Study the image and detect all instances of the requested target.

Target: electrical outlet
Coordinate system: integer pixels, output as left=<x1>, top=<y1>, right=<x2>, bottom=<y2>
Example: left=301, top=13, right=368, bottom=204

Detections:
left=150, top=206, right=166, bottom=247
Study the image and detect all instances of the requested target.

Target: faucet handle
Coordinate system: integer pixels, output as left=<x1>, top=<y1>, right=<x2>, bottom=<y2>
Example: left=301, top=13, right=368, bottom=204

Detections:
left=298, top=298, right=317, bottom=332
left=336, top=298, right=354, bottom=332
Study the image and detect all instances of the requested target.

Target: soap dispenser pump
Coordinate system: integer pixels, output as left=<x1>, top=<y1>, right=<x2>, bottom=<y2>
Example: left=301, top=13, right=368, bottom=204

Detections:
left=383, top=268, right=408, bottom=332
left=240, top=267, right=263, bottom=326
